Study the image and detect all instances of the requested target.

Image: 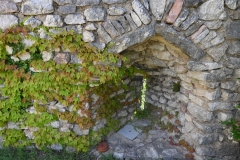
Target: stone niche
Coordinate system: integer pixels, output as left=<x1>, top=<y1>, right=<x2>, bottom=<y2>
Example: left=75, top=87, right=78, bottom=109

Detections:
left=122, top=36, right=240, bottom=160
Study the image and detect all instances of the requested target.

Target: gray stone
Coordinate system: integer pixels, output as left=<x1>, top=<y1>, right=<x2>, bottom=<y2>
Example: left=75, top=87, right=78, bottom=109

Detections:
left=173, top=8, right=189, bottom=27
left=228, top=41, right=240, bottom=55
left=228, top=57, right=240, bottom=68
left=225, top=0, right=238, bottom=10
left=206, top=42, right=228, bottom=62
left=189, top=94, right=204, bottom=106
left=180, top=13, right=198, bottom=30
left=97, top=25, right=111, bottom=43
left=226, top=22, right=240, bottom=39
left=208, top=102, right=234, bottom=111
left=90, top=41, right=106, bottom=50
left=230, top=8, right=240, bottom=19
left=57, top=5, right=76, bottom=14
left=108, top=22, right=155, bottom=53
left=191, top=129, right=218, bottom=145
left=102, top=0, right=126, bottom=4
left=107, top=7, right=126, bottom=16
left=185, top=21, right=203, bottom=37
left=184, top=0, right=200, bottom=7
left=131, top=11, right=142, bottom=27
left=221, top=80, right=238, bottom=91
left=43, top=15, right=63, bottom=27
left=210, top=34, right=225, bottom=46
left=218, top=112, right=233, bottom=121
left=206, top=68, right=233, bottom=82
left=53, top=53, right=70, bottom=64
left=192, top=28, right=209, bottom=44
left=84, top=7, right=106, bottom=22
left=198, top=0, right=225, bottom=20
left=12, top=0, right=22, bottom=2
left=205, top=20, right=222, bottom=30
left=193, top=87, right=221, bottom=100
left=132, top=0, right=151, bottom=25
left=111, top=20, right=125, bottom=34
left=0, top=15, right=18, bottom=31
left=64, top=25, right=82, bottom=34
left=185, top=121, right=194, bottom=133
left=222, top=90, right=240, bottom=102
left=42, top=51, right=53, bottom=62
left=187, top=102, right=213, bottom=121
left=0, top=1, right=18, bottom=13
left=82, top=30, right=95, bottom=42
left=64, top=14, right=85, bottom=25
left=123, top=15, right=136, bottom=31
left=187, top=61, right=222, bottom=71
left=102, top=21, right=119, bottom=38
left=22, top=0, right=54, bottom=15
left=76, top=0, right=100, bottom=6
left=142, top=0, right=150, bottom=10
left=162, top=149, right=179, bottom=158
left=54, top=0, right=73, bottom=5
left=73, top=124, right=89, bottom=135
left=149, top=0, right=166, bottom=20
left=85, top=23, right=97, bottom=30
left=155, top=23, right=205, bottom=60
left=200, top=31, right=217, bottom=49
left=193, top=120, right=223, bottom=133
left=117, top=16, right=131, bottom=32
left=24, top=17, right=42, bottom=28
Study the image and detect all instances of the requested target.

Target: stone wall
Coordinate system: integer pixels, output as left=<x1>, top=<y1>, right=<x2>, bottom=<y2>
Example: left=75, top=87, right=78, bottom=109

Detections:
left=1, top=0, right=240, bottom=159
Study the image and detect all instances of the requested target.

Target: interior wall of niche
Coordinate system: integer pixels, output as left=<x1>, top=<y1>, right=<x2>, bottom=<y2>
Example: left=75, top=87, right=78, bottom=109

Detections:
left=121, top=35, right=190, bottom=137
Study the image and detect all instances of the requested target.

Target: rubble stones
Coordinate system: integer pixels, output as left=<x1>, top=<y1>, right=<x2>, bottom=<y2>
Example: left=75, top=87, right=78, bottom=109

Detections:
left=57, top=5, right=76, bottom=14
left=84, top=7, right=106, bottom=21
left=24, top=17, right=42, bottom=28
left=107, top=7, right=126, bottom=15
left=132, top=0, right=151, bottom=25
left=187, top=102, right=213, bottom=121
left=43, top=15, right=63, bottom=27
left=21, top=0, right=54, bottom=15
left=149, top=0, right=166, bottom=21
left=76, top=0, right=100, bottom=6
left=166, top=0, right=183, bottom=24
left=64, top=14, right=85, bottom=24
left=226, top=22, right=240, bottom=39
left=0, top=1, right=18, bottom=13
left=0, top=15, right=18, bottom=31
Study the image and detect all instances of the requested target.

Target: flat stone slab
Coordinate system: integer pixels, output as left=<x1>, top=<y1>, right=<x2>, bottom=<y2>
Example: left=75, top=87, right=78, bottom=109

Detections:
left=118, top=125, right=142, bottom=140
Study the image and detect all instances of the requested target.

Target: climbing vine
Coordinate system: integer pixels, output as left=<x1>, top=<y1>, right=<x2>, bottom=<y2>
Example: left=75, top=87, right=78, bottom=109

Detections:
left=0, top=25, right=140, bottom=151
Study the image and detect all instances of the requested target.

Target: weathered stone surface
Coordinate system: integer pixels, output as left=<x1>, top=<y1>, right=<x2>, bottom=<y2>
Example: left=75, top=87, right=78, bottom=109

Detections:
left=192, top=28, right=209, bottom=44
left=107, top=7, right=126, bottom=16
left=194, top=88, right=221, bottom=101
left=218, top=112, right=233, bottom=121
left=185, top=121, right=194, bottom=133
left=187, top=102, right=213, bottom=121
left=185, top=21, right=203, bottom=37
left=64, top=14, right=85, bottom=25
left=57, top=5, right=76, bottom=14
left=42, top=51, right=53, bottom=62
left=189, top=94, right=204, bottom=106
left=166, top=0, right=183, bottom=24
left=208, top=102, right=234, bottom=111
left=221, top=80, right=238, bottom=91
left=19, top=52, right=31, bottom=61
left=43, top=15, right=63, bottom=27
left=103, top=21, right=119, bottom=38
left=149, top=0, right=166, bottom=21
left=0, top=1, right=18, bottom=13
left=108, top=23, right=155, bottom=53
left=54, top=0, right=73, bottom=5
left=222, top=90, right=240, bottom=102
left=0, top=15, right=18, bottom=31
left=85, top=23, right=97, bottom=30
left=226, top=22, right=240, bottom=39
left=188, top=61, right=222, bottom=71
left=111, top=20, right=125, bottom=34
left=198, top=0, right=225, bottom=20
left=230, top=8, right=240, bottom=19
left=193, top=120, right=223, bottom=133
left=64, top=25, right=82, bottom=34
left=125, top=14, right=137, bottom=30
left=228, top=57, right=240, bottom=68
left=152, top=50, right=173, bottom=61
left=180, top=13, right=198, bottom=30
left=102, top=0, right=126, bottom=4
left=117, top=16, right=131, bottom=32
left=206, top=68, right=233, bottom=82
left=82, top=30, right=95, bottom=42
left=53, top=53, right=70, bottom=64
left=173, top=8, right=189, bottom=27
left=12, top=0, right=22, bottom=2
left=24, top=17, right=42, bottom=28
left=155, top=23, right=205, bottom=60
left=84, top=7, right=106, bottom=22
left=225, top=0, right=238, bottom=10
left=184, top=0, right=200, bottom=7
left=191, top=129, right=218, bottom=145
left=132, top=0, right=151, bottom=25
left=73, top=124, right=89, bottom=135
left=22, top=0, right=54, bottom=15
left=174, top=64, right=187, bottom=73
left=228, top=41, right=240, bottom=55
left=205, top=20, right=222, bottom=30
left=206, top=42, right=228, bottom=62
left=51, top=144, right=63, bottom=151
left=200, top=31, right=217, bottom=49
left=76, top=0, right=100, bottom=6
left=131, top=11, right=142, bottom=27
left=97, top=25, right=111, bottom=43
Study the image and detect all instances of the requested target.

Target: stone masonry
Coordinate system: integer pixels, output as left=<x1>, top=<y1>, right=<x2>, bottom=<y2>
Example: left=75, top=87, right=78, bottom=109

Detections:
left=0, top=0, right=240, bottom=159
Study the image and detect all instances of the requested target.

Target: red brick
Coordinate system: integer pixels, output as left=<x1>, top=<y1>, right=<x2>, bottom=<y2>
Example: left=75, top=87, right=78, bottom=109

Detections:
left=166, top=0, right=183, bottom=24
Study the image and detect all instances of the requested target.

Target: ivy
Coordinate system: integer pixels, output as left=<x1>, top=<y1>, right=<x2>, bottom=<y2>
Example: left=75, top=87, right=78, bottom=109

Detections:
left=0, top=25, right=139, bottom=151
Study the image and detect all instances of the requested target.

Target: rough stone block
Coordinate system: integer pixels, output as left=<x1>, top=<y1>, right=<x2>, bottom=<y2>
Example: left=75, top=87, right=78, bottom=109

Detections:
left=179, top=13, right=198, bottom=30
left=191, top=129, right=219, bottom=145
left=206, top=42, right=228, bottom=62
left=43, top=15, right=63, bottom=27
left=228, top=41, right=240, bottom=55
left=76, top=0, right=100, bottom=6
left=0, top=1, right=18, bottom=13
left=54, top=0, right=73, bottom=5
left=125, top=14, right=137, bottom=30
left=102, top=0, right=126, bottom=4
left=166, top=0, right=183, bottom=24
left=192, top=28, right=209, bottom=44
left=226, top=22, right=240, bottom=39
left=131, top=11, right=142, bottom=27
left=82, top=30, right=95, bottom=42
left=189, top=94, right=204, bottom=106
left=24, top=17, right=42, bottom=28
left=22, top=0, right=54, bottom=15
left=225, top=0, right=238, bottom=10
left=198, top=0, right=225, bottom=20
left=0, top=15, right=18, bottom=31
left=205, top=20, right=222, bottom=30
left=184, top=0, right=200, bottom=7
left=193, top=88, right=221, bottom=100
left=57, top=5, right=76, bottom=14
left=208, top=102, right=234, bottom=111
left=193, top=120, right=223, bottom=133
left=107, top=7, right=126, bottom=16
left=103, top=21, right=120, bottom=38
left=132, top=0, right=151, bottom=25
left=173, top=8, right=189, bottom=27
left=218, top=112, right=233, bottom=121
left=187, top=102, right=213, bottom=121
left=73, top=124, right=89, bottom=135
left=84, top=7, right=106, bottom=22
left=188, top=61, right=223, bottom=71
left=53, top=53, right=70, bottom=64
left=149, top=0, right=166, bottom=21
left=97, top=25, right=111, bottom=43
left=185, top=121, right=194, bottom=132
left=221, top=80, right=238, bottom=91
left=111, top=20, right=125, bottom=34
